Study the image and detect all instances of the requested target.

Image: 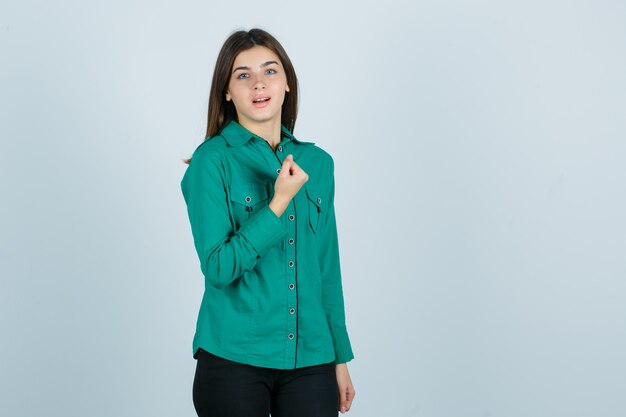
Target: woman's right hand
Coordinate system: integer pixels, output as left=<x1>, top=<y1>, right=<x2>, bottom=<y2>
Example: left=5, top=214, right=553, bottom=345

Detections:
left=269, top=154, right=308, bottom=217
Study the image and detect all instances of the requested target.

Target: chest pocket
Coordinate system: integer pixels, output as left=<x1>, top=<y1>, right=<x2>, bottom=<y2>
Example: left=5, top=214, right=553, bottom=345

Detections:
left=305, top=186, right=324, bottom=233
left=229, top=182, right=270, bottom=228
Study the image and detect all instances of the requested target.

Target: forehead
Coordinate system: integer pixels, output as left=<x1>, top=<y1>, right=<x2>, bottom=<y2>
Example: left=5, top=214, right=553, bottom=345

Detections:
left=232, top=45, right=282, bottom=67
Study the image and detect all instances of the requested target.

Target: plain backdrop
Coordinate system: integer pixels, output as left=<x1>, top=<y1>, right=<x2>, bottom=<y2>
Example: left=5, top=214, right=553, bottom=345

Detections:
left=1, top=1, right=625, bottom=416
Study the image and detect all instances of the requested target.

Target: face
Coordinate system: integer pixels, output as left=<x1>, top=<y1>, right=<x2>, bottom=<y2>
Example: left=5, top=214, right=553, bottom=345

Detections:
left=225, top=45, right=290, bottom=128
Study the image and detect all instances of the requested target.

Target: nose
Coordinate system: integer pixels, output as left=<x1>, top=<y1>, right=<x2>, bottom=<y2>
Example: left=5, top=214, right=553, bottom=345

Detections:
left=253, top=77, right=266, bottom=90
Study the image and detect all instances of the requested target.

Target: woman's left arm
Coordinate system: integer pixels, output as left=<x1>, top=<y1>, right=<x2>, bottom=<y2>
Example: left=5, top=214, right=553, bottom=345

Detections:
left=317, top=156, right=356, bottom=412
left=318, top=155, right=355, bottom=364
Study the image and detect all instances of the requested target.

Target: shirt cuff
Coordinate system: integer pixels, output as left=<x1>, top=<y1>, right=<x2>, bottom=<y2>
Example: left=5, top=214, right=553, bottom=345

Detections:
left=238, top=205, right=289, bottom=258
left=332, top=326, right=355, bottom=364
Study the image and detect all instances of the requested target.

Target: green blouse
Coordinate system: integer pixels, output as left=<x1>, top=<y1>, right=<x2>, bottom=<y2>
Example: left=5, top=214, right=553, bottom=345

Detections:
left=180, top=119, right=355, bottom=369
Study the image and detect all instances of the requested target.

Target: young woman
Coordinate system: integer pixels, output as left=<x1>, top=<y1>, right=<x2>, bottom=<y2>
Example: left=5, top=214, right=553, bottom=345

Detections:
left=181, top=28, right=356, bottom=417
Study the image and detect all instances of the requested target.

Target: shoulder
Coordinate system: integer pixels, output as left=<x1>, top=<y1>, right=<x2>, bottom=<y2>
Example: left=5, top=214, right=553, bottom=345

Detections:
left=182, top=136, right=229, bottom=190
left=185, top=136, right=232, bottom=178
left=300, top=142, right=335, bottom=172
left=191, top=135, right=228, bottom=162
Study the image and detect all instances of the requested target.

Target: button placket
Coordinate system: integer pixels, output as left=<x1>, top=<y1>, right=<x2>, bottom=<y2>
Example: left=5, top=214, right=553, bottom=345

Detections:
left=283, top=192, right=298, bottom=363
left=257, top=134, right=299, bottom=365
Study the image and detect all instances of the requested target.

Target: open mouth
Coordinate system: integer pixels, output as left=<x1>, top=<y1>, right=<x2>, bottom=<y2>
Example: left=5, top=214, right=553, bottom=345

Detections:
left=252, top=96, right=271, bottom=107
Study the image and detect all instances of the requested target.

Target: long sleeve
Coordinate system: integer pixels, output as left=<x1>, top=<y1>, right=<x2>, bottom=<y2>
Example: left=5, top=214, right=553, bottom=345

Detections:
left=181, top=147, right=289, bottom=289
left=318, top=157, right=355, bottom=364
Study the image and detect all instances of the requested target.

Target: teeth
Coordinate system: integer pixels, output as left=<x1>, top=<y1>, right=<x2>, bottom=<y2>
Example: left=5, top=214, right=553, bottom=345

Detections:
left=254, top=97, right=269, bottom=102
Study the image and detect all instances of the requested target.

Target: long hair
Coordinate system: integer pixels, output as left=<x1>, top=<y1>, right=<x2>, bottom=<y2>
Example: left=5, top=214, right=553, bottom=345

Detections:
left=183, top=28, right=299, bottom=164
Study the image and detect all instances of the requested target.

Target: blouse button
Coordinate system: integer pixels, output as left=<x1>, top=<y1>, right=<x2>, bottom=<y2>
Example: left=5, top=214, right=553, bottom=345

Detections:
left=289, top=308, right=295, bottom=314
left=278, top=145, right=283, bottom=152
left=276, top=168, right=281, bottom=174
left=288, top=283, right=295, bottom=290
left=317, top=197, right=322, bottom=204
left=288, top=214, right=295, bottom=221
left=245, top=196, right=252, bottom=203
left=288, top=238, right=294, bottom=245
left=288, top=333, right=294, bottom=339
left=288, top=261, right=294, bottom=267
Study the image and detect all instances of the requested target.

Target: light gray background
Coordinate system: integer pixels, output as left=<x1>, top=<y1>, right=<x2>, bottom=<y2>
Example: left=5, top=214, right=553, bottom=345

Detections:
left=1, top=1, right=625, bottom=416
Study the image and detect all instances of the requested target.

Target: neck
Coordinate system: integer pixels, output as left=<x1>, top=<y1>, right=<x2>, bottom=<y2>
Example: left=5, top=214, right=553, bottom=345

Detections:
left=238, top=117, right=282, bottom=149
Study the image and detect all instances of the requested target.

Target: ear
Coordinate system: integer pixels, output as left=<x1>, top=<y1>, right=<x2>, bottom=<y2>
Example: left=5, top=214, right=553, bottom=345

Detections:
left=225, top=91, right=231, bottom=101
left=285, top=85, right=290, bottom=93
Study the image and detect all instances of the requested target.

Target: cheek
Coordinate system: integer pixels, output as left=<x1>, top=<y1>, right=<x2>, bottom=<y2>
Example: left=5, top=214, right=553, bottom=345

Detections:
left=270, top=79, right=288, bottom=95
left=274, top=75, right=288, bottom=88
left=228, top=84, right=248, bottom=103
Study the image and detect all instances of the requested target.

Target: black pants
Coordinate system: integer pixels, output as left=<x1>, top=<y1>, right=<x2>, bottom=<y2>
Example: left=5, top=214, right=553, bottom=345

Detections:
left=193, top=348, right=339, bottom=417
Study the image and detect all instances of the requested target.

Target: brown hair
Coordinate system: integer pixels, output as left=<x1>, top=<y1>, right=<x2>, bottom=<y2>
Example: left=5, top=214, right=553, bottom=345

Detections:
left=182, top=28, right=299, bottom=164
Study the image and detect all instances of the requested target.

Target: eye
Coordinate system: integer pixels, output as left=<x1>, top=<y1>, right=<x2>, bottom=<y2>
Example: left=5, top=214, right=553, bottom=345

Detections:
left=266, top=68, right=277, bottom=74
left=236, top=73, right=249, bottom=79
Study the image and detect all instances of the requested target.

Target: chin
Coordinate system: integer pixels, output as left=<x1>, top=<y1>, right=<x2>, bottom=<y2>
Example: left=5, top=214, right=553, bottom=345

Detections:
left=245, top=110, right=282, bottom=123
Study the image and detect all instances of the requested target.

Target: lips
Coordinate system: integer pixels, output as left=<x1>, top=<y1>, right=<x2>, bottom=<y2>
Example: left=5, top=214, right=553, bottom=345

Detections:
left=252, top=95, right=271, bottom=108
left=252, top=95, right=271, bottom=103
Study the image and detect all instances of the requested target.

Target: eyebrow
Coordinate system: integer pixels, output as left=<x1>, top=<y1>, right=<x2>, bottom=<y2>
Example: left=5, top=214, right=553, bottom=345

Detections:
left=232, top=60, right=280, bottom=73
